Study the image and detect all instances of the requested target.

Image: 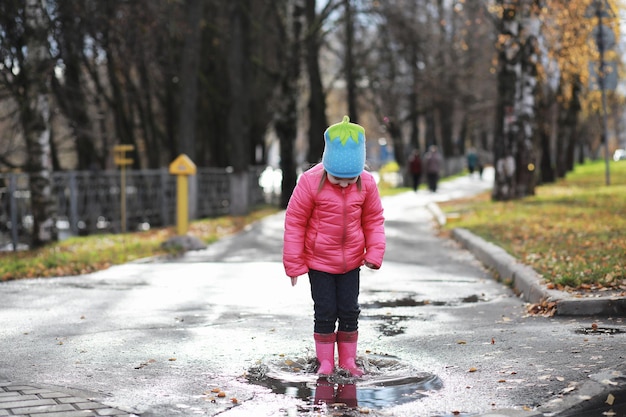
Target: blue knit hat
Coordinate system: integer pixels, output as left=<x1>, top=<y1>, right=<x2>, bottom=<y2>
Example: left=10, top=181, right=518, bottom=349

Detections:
left=322, top=116, right=366, bottom=178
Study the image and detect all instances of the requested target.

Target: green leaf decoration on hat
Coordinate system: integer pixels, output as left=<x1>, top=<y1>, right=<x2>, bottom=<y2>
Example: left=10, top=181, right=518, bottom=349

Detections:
left=326, top=115, right=365, bottom=145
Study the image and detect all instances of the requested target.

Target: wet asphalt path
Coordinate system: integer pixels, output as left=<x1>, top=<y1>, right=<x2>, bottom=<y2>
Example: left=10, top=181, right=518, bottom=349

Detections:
left=1, top=169, right=625, bottom=417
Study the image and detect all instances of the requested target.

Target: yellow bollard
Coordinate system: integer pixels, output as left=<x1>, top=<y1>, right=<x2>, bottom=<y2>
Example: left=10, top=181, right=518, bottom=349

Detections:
left=168, top=154, right=197, bottom=236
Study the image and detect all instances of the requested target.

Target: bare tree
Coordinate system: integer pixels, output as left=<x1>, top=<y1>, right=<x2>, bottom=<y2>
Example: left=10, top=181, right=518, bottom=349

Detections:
left=304, top=0, right=331, bottom=165
left=23, top=0, right=57, bottom=246
left=274, top=0, right=305, bottom=208
left=177, top=0, right=204, bottom=160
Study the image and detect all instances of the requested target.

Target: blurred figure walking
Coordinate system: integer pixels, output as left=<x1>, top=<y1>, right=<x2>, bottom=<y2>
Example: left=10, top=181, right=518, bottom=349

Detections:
left=424, top=145, right=442, bottom=192
left=408, top=149, right=422, bottom=192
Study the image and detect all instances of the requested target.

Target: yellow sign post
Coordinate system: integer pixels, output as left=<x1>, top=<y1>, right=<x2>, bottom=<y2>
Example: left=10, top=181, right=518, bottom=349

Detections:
left=113, top=144, right=134, bottom=233
left=168, top=154, right=197, bottom=235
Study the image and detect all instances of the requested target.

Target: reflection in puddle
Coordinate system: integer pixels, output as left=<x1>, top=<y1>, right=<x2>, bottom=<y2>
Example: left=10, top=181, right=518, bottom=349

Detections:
left=247, top=353, right=443, bottom=413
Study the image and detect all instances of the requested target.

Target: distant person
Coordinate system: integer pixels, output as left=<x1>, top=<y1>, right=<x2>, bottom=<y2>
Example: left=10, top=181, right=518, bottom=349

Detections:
left=283, top=116, right=386, bottom=377
left=466, top=148, right=483, bottom=179
left=407, top=149, right=422, bottom=192
left=467, top=148, right=478, bottom=176
left=424, top=145, right=442, bottom=192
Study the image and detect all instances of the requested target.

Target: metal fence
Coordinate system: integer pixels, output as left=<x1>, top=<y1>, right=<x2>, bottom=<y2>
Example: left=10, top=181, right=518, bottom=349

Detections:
left=0, top=166, right=272, bottom=251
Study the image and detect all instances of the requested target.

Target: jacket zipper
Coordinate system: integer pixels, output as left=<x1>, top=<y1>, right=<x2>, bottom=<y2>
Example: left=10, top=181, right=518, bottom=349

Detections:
left=341, top=187, right=348, bottom=273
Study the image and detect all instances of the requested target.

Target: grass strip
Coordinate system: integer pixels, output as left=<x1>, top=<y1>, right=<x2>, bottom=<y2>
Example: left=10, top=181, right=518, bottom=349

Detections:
left=0, top=206, right=279, bottom=281
left=440, top=160, right=626, bottom=291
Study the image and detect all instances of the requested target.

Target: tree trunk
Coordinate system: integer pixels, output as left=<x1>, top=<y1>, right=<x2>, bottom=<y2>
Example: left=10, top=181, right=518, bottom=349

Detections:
left=53, top=1, right=98, bottom=171
left=305, top=0, right=328, bottom=165
left=23, top=0, right=57, bottom=247
left=228, top=0, right=252, bottom=215
left=277, top=0, right=304, bottom=208
left=178, top=0, right=204, bottom=160
left=493, top=0, right=539, bottom=201
left=343, top=0, right=358, bottom=122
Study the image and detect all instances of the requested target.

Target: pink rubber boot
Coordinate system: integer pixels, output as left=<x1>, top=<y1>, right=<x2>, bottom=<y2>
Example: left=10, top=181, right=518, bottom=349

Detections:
left=337, top=331, right=363, bottom=377
left=314, top=333, right=336, bottom=375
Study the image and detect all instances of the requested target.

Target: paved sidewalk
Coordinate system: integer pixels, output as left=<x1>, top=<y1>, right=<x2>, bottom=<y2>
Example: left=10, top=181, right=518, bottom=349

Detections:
left=0, top=381, right=136, bottom=417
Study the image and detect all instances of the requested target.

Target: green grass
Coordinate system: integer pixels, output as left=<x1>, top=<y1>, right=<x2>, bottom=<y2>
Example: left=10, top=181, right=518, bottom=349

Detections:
left=439, top=160, right=626, bottom=291
left=0, top=206, right=280, bottom=281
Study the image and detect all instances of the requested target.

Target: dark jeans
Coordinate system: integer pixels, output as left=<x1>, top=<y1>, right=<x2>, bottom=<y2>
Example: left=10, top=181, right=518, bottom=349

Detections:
left=308, top=268, right=361, bottom=334
left=426, top=172, right=439, bottom=192
left=411, top=173, right=421, bottom=191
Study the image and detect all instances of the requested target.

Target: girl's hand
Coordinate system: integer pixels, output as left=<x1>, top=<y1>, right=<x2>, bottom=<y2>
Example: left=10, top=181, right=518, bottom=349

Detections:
left=364, top=262, right=379, bottom=270
left=290, top=276, right=298, bottom=286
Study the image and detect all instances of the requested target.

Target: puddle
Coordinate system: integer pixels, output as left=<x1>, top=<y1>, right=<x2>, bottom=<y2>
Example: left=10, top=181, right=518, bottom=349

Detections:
left=360, top=295, right=485, bottom=309
left=575, top=327, right=624, bottom=335
left=247, top=353, right=443, bottom=413
left=361, top=297, right=445, bottom=308
left=361, top=314, right=412, bottom=336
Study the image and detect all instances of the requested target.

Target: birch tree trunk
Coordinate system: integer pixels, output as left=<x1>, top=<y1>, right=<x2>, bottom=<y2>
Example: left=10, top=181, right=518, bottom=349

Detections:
left=23, top=0, right=57, bottom=247
left=493, top=0, right=540, bottom=200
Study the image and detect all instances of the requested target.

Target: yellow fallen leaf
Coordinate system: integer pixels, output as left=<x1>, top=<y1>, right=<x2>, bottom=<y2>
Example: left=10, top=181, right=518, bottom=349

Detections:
left=168, top=358, right=176, bottom=361
left=469, top=367, right=478, bottom=373
left=606, top=393, right=615, bottom=405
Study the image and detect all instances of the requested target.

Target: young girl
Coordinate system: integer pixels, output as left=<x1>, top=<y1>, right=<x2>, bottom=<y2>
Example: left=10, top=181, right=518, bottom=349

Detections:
left=283, top=116, right=386, bottom=377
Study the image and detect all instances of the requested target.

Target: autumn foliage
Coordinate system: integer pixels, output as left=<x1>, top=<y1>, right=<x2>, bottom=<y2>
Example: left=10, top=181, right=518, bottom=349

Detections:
left=441, top=160, right=626, bottom=295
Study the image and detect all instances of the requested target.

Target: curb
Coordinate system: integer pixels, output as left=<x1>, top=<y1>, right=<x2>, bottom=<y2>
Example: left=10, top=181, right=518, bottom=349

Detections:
left=427, top=203, right=626, bottom=317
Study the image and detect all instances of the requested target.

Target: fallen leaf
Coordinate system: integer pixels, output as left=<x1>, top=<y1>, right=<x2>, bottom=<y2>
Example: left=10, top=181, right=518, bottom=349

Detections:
left=601, top=379, right=618, bottom=386
left=606, top=393, right=615, bottom=405
left=457, top=340, right=467, bottom=345
left=469, top=367, right=478, bottom=373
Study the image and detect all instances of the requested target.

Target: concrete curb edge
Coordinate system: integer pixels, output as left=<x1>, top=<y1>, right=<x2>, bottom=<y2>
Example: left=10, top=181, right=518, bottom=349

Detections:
left=426, top=202, right=626, bottom=317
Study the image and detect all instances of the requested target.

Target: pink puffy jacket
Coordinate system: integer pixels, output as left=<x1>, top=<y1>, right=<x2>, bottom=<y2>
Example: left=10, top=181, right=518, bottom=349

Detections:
left=283, top=164, right=386, bottom=278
